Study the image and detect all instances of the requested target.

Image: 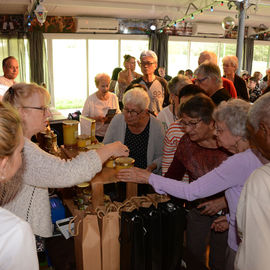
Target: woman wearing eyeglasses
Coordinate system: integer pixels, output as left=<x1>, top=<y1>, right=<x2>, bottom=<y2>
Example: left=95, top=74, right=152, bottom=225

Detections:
left=2, top=83, right=129, bottom=248
left=104, top=86, right=164, bottom=194
left=118, top=98, right=264, bottom=270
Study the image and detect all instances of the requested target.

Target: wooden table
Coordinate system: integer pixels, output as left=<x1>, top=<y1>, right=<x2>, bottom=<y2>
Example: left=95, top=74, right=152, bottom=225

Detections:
left=61, top=145, right=137, bottom=209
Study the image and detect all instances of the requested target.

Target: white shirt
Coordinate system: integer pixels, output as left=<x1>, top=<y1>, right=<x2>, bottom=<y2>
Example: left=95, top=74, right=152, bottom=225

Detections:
left=81, top=91, right=120, bottom=137
left=0, top=76, right=15, bottom=97
left=157, top=105, right=176, bottom=131
left=235, top=163, right=270, bottom=270
left=0, top=207, right=38, bottom=270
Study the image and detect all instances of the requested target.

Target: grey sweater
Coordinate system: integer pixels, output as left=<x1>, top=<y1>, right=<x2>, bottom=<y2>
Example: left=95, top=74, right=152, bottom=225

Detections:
left=103, top=113, right=165, bottom=174
left=4, top=138, right=102, bottom=237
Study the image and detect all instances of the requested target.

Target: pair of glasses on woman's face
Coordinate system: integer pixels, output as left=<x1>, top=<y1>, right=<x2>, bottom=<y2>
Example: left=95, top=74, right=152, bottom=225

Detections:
left=21, top=106, right=50, bottom=115
left=179, top=118, right=202, bottom=129
left=123, top=108, right=143, bottom=117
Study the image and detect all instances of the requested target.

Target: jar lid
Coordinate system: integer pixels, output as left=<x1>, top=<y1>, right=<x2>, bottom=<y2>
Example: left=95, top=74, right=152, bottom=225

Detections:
left=77, top=182, right=90, bottom=188
left=63, top=120, right=79, bottom=125
left=115, top=157, right=135, bottom=166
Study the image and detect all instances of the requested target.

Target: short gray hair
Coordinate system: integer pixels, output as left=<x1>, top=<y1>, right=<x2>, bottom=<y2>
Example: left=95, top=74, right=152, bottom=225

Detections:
left=168, top=75, right=192, bottom=96
left=140, top=50, right=158, bottom=62
left=213, top=99, right=251, bottom=138
left=248, top=92, right=270, bottom=132
left=194, top=62, right=222, bottom=85
left=123, top=87, right=150, bottom=110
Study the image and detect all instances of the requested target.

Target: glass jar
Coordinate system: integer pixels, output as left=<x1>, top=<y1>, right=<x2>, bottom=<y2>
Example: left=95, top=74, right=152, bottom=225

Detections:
left=77, top=134, right=91, bottom=149
left=63, top=120, right=79, bottom=146
left=115, top=157, right=135, bottom=171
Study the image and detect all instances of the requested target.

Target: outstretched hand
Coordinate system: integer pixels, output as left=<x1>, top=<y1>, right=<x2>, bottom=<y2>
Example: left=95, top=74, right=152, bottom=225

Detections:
left=117, top=167, right=151, bottom=184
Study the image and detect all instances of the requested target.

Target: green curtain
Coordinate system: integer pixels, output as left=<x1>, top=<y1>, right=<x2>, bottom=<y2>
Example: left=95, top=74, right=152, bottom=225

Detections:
left=243, top=38, right=254, bottom=74
left=27, top=30, right=44, bottom=85
left=0, top=37, right=28, bottom=83
left=149, top=32, right=169, bottom=72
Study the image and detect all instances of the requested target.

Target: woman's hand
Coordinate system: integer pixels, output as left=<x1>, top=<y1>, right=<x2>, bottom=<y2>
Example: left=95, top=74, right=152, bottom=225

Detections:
left=211, top=215, right=229, bottom=232
left=146, top=163, right=157, bottom=172
left=96, top=141, right=129, bottom=164
left=197, top=196, right=227, bottom=216
left=117, top=167, right=151, bottom=184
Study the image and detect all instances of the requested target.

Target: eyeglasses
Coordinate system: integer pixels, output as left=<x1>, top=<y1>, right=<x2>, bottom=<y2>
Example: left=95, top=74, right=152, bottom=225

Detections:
left=21, top=106, right=50, bottom=115
left=140, top=61, right=155, bottom=67
left=123, top=108, right=143, bottom=117
left=180, top=119, right=202, bottom=128
left=195, top=77, right=208, bottom=84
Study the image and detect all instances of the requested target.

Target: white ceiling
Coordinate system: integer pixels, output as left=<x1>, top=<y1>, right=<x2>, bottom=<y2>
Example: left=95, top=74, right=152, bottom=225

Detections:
left=1, top=0, right=270, bottom=28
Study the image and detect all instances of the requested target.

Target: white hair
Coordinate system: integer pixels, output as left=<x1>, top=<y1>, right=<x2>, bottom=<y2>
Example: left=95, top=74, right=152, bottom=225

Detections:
left=140, top=50, right=158, bottom=62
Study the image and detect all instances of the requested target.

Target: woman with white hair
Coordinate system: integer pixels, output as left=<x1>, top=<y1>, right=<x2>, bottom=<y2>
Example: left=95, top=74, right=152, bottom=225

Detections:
left=222, top=55, right=249, bottom=101
left=118, top=98, right=266, bottom=270
left=81, top=73, right=120, bottom=142
left=104, top=86, right=164, bottom=177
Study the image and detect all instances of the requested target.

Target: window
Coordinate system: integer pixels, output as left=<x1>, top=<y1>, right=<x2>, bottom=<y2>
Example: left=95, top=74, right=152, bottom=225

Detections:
left=88, top=39, right=119, bottom=95
left=120, top=39, right=148, bottom=73
left=190, top=42, right=218, bottom=71
left=168, top=37, right=237, bottom=77
left=52, top=39, right=87, bottom=109
left=168, top=41, right=188, bottom=77
left=46, top=34, right=147, bottom=112
left=252, top=44, right=270, bottom=75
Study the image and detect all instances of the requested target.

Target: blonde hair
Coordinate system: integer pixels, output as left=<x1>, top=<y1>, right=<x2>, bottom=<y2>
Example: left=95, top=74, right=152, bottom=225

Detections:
left=3, top=83, right=50, bottom=108
left=94, top=73, right=110, bottom=87
left=222, top=55, right=239, bottom=70
left=0, top=102, right=22, bottom=158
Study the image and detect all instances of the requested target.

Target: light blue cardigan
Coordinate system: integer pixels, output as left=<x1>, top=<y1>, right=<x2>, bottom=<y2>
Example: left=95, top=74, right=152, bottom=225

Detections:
left=103, top=113, right=165, bottom=174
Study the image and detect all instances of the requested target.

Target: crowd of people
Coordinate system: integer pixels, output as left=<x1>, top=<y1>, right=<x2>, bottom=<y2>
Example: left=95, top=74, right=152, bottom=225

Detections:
left=1, top=49, right=270, bottom=270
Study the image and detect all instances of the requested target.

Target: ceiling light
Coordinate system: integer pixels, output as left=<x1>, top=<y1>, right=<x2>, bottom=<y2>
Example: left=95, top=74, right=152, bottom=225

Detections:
left=150, top=24, right=156, bottom=31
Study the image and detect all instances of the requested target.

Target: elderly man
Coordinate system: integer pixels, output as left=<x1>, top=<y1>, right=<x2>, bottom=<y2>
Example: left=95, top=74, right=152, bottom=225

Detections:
left=0, top=56, right=19, bottom=97
left=126, top=50, right=169, bottom=116
left=235, top=92, right=270, bottom=270
left=194, top=62, right=231, bottom=105
left=198, top=51, right=237, bottom=98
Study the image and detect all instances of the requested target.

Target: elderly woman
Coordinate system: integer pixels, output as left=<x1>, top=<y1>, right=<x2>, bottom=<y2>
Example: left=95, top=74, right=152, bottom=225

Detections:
left=2, top=83, right=129, bottom=242
left=0, top=102, right=39, bottom=269
left=157, top=75, right=191, bottom=131
left=117, top=55, right=140, bottom=109
left=161, top=83, right=204, bottom=176
left=104, top=86, right=164, bottom=195
left=81, top=73, right=120, bottom=142
left=164, top=94, right=229, bottom=270
left=222, top=56, right=249, bottom=101
left=104, top=86, right=164, bottom=173
left=118, top=98, right=265, bottom=270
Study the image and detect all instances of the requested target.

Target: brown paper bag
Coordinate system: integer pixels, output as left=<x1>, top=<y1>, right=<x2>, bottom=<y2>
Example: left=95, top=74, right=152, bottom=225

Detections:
left=97, top=204, right=120, bottom=270
left=71, top=209, right=102, bottom=270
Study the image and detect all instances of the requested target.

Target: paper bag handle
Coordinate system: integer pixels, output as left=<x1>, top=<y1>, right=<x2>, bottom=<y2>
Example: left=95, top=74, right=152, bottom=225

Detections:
left=68, top=215, right=81, bottom=237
